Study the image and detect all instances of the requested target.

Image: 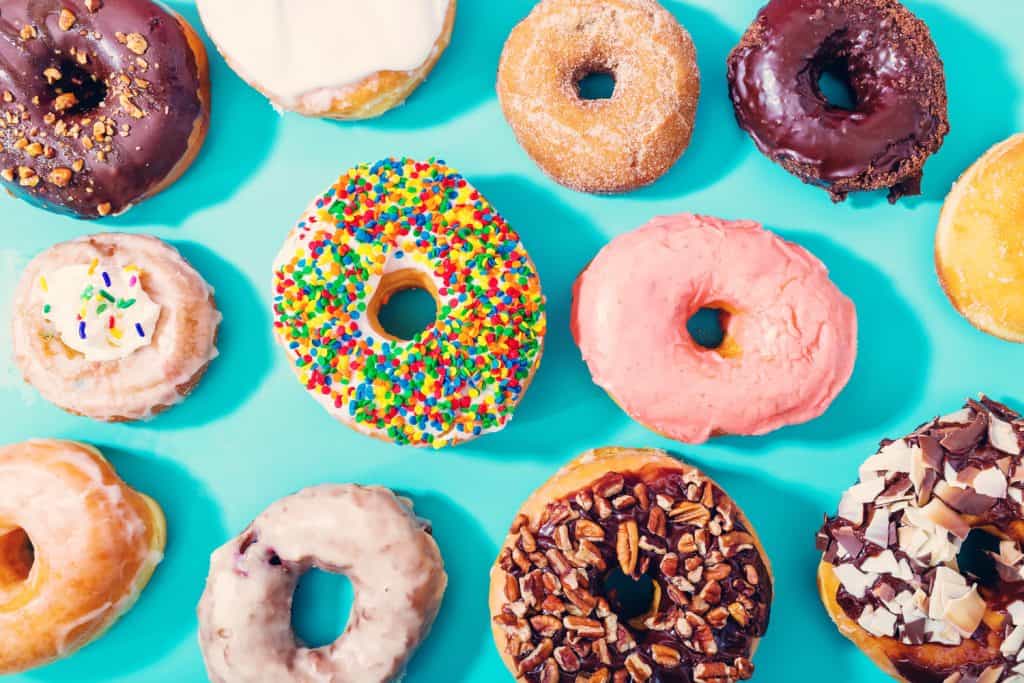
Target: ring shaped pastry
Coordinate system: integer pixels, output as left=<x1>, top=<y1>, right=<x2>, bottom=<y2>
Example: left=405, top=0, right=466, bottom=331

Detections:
left=490, top=448, right=773, bottom=683
left=497, top=0, right=700, bottom=193
left=198, top=485, right=447, bottom=683
left=197, top=0, right=456, bottom=119
left=11, top=233, right=221, bottom=421
left=571, top=214, right=857, bottom=444
left=817, top=398, right=1024, bottom=682
left=727, top=0, right=948, bottom=203
left=0, top=439, right=166, bottom=674
left=936, top=134, right=1024, bottom=343
left=0, top=0, right=211, bottom=218
left=272, top=158, right=546, bottom=448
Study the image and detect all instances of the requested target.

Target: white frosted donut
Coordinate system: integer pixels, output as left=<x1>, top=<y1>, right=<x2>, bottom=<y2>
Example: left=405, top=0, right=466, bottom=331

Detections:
left=10, top=233, right=221, bottom=421
left=198, top=485, right=447, bottom=683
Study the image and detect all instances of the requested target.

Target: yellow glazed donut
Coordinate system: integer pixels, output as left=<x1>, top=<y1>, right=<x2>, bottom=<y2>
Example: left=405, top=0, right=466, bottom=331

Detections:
left=196, top=0, right=457, bottom=119
left=0, top=439, right=166, bottom=674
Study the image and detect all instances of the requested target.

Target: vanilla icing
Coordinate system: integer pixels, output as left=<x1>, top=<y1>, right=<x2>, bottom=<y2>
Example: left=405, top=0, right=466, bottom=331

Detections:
left=197, top=0, right=450, bottom=106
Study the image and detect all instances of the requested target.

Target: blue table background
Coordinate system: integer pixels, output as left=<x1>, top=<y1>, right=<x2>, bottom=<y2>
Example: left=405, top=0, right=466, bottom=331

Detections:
left=0, top=1, right=1020, bottom=681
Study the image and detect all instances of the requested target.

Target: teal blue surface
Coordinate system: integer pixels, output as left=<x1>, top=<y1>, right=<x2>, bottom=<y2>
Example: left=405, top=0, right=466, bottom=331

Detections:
left=0, top=1, right=1021, bottom=681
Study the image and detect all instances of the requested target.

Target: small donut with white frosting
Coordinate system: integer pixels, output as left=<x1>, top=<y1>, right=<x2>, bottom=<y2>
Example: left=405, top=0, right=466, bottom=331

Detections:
left=196, top=0, right=457, bottom=119
left=198, top=484, right=447, bottom=683
left=10, top=233, right=221, bottom=421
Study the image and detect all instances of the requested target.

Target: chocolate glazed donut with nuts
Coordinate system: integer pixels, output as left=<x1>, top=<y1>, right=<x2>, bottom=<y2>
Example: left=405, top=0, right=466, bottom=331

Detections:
left=0, top=0, right=210, bottom=218
left=489, top=448, right=773, bottom=683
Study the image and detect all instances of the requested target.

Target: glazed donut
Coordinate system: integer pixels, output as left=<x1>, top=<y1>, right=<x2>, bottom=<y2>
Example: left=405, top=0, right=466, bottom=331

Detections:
left=11, top=233, right=221, bottom=421
left=197, top=0, right=456, bottom=120
left=497, top=0, right=700, bottom=193
left=571, top=213, right=857, bottom=444
left=936, top=134, right=1024, bottom=343
left=0, top=439, right=166, bottom=674
left=817, top=397, right=1024, bottom=682
left=272, top=158, right=546, bottom=448
left=0, top=0, right=211, bottom=218
left=489, top=447, right=773, bottom=683
left=727, top=0, right=949, bottom=203
left=198, top=484, right=447, bottom=683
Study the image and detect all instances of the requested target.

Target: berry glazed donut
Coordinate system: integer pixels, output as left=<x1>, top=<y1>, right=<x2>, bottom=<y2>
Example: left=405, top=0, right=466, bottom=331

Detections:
left=497, top=0, right=700, bottom=193
left=272, top=158, right=546, bottom=448
left=571, top=213, right=857, bottom=444
left=489, top=447, right=773, bottom=683
left=0, top=439, right=166, bottom=674
left=197, top=0, right=456, bottom=120
left=0, top=0, right=211, bottom=218
left=936, top=134, right=1024, bottom=343
left=198, top=484, right=447, bottom=683
left=727, top=0, right=949, bottom=203
left=11, top=233, right=221, bottom=421
left=817, top=398, right=1024, bottom=682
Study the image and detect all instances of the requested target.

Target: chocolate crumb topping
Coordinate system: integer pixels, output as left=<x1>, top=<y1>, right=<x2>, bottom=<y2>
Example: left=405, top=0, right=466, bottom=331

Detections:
left=495, top=468, right=772, bottom=683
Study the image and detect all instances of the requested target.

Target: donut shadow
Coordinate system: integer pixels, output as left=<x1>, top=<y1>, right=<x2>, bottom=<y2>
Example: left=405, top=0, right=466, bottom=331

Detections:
left=104, top=2, right=281, bottom=228
left=627, top=2, right=748, bottom=199
left=136, top=240, right=273, bottom=430
left=718, top=228, right=930, bottom=449
left=673, top=453, right=864, bottom=679
left=25, top=444, right=226, bottom=682
left=459, top=176, right=629, bottom=460
left=342, top=0, right=527, bottom=129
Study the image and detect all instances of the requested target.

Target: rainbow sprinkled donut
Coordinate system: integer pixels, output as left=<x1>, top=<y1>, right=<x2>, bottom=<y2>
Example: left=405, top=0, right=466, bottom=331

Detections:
left=272, top=159, right=546, bottom=448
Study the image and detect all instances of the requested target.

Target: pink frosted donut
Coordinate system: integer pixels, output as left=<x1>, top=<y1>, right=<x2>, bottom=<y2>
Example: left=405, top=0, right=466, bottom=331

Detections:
left=571, top=214, right=857, bottom=443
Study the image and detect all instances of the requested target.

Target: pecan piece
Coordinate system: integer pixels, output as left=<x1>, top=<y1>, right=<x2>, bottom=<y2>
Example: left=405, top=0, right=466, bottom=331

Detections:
left=728, top=601, right=749, bottom=627
left=647, top=505, right=667, bottom=537
left=553, top=645, right=581, bottom=673
left=624, top=653, right=653, bottom=682
left=518, top=638, right=554, bottom=674
left=531, top=614, right=562, bottom=638
left=564, top=615, right=605, bottom=638
left=575, top=519, right=605, bottom=541
left=695, top=662, right=731, bottom=683
left=670, top=501, right=711, bottom=526
left=650, top=643, right=681, bottom=668
left=594, top=473, right=625, bottom=498
left=616, top=520, right=639, bottom=575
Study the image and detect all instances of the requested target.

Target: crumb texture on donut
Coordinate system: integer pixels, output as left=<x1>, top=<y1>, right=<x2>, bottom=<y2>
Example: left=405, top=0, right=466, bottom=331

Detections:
left=489, top=448, right=772, bottom=683
left=817, top=397, right=1024, bottom=682
left=0, top=440, right=165, bottom=674
left=198, top=484, right=447, bottom=683
left=937, top=134, right=1024, bottom=343
left=497, top=0, right=700, bottom=193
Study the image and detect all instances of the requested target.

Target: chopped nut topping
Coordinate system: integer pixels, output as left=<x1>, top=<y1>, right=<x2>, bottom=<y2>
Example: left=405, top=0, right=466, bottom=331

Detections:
left=125, top=32, right=149, bottom=55
left=20, top=25, right=37, bottom=40
left=48, top=167, right=73, bottom=187
left=24, top=142, right=43, bottom=158
left=54, top=93, right=78, bottom=112
left=0, top=168, right=14, bottom=182
left=43, top=68, right=62, bottom=84
left=58, top=9, right=76, bottom=31
left=97, top=202, right=112, bottom=216
left=85, top=0, right=103, bottom=11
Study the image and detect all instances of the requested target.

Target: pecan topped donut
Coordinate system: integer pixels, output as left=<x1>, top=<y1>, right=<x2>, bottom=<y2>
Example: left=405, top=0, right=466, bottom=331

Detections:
left=0, top=0, right=210, bottom=218
left=489, top=448, right=773, bottom=683
left=817, top=398, right=1024, bottom=682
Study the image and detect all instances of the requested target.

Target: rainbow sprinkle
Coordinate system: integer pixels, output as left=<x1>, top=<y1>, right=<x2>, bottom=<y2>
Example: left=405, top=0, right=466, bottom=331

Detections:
left=272, top=159, right=547, bottom=448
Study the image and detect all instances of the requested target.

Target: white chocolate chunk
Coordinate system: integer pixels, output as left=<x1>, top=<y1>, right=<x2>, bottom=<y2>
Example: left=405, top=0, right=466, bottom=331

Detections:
left=990, top=415, right=1021, bottom=455
left=1003, top=624, right=1024, bottom=659
left=857, top=605, right=897, bottom=637
left=973, top=467, right=1008, bottom=498
left=858, top=441, right=916, bottom=479
left=837, top=478, right=886, bottom=525
left=834, top=563, right=877, bottom=599
left=943, top=585, right=985, bottom=637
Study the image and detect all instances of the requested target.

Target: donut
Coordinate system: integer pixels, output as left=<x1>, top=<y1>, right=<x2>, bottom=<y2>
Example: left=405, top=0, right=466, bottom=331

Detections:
left=0, top=0, right=211, bottom=218
left=197, top=0, right=456, bottom=120
left=0, top=439, right=166, bottom=674
left=497, top=0, right=700, bottom=193
left=816, top=397, right=1024, bottom=682
left=11, top=233, right=221, bottom=421
left=272, top=158, right=546, bottom=448
left=489, top=447, right=773, bottom=683
left=727, top=0, right=949, bottom=203
left=198, top=484, right=447, bottom=683
left=936, top=134, right=1024, bottom=343
left=571, top=213, right=857, bottom=444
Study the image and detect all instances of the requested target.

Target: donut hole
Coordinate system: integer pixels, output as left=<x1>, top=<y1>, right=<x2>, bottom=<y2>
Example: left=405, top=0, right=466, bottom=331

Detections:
left=368, top=270, right=440, bottom=342
left=686, top=307, right=730, bottom=350
left=576, top=71, right=617, bottom=101
left=291, top=567, right=354, bottom=648
left=47, top=60, right=108, bottom=116
left=0, top=528, right=34, bottom=587
left=957, top=529, right=1002, bottom=589
left=816, top=58, right=858, bottom=111
left=602, top=568, right=656, bottom=621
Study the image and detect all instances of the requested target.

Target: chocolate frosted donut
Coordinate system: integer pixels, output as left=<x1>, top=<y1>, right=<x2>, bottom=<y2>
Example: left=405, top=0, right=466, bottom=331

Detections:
left=727, top=0, right=949, bottom=203
left=0, top=0, right=210, bottom=218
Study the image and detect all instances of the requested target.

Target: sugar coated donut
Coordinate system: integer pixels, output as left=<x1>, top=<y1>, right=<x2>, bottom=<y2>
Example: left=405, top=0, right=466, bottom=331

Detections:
left=817, top=397, right=1024, bottom=682
left=197, top=0, right=456, bottom=119
left=497, top=0, right=700, bottom=193
left=11, top=233, right=221, bottom=421
left=571, top=214, right=857, bottom=444
left=936, top=134, right=1024, bottom=343
left=198, top=484, right=447, bottom=683
left=727, top=0, right=949, bottom=203
left=0, top=0, right=211, bottom=218
left=0, top=439, right=166, bottom=674
left=489, top=447, right=773, bottom=683
left=272, top=158, right=546, bottom=448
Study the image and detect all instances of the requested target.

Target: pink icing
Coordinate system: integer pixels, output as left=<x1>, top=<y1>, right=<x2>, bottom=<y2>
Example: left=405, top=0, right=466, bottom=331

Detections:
left=571, top=214, right=857, bottom=443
